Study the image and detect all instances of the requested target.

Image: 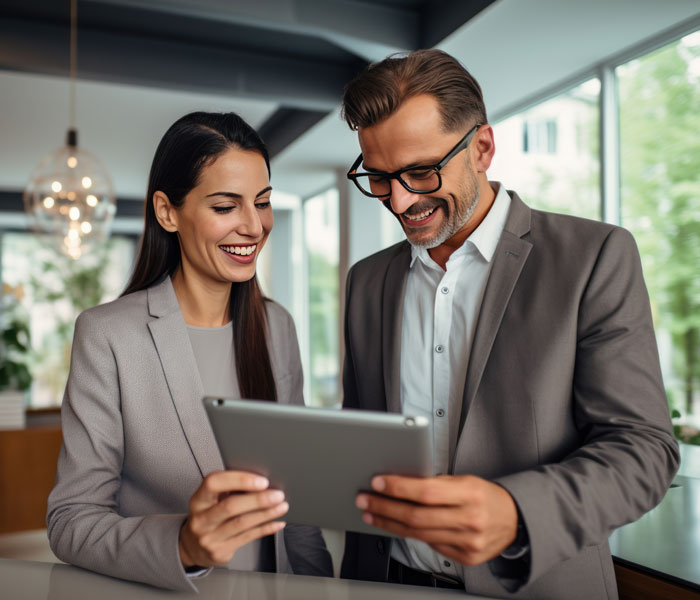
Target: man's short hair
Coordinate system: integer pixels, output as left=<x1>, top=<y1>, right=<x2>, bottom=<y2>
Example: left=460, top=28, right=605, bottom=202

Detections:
left=342, top=49, right=488, bottom=133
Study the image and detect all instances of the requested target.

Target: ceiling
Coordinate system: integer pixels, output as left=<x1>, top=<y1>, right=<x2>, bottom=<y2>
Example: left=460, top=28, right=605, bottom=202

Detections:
left=1, top=0, right=699, bottom=208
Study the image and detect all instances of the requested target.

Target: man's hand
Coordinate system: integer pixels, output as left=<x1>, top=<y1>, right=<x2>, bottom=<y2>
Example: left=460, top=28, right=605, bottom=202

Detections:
left=179, top=471, right=288, bottom=568
left=356, top=474, right=518, bottom=566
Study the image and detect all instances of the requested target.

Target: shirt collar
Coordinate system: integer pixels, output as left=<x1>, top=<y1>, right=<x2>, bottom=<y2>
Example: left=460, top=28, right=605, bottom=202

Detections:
left=409, top=181, right=511, bottom=268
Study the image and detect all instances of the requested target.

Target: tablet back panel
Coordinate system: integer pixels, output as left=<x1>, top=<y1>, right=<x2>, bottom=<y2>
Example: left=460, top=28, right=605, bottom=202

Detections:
left=203, top=397, right=433, bottom=536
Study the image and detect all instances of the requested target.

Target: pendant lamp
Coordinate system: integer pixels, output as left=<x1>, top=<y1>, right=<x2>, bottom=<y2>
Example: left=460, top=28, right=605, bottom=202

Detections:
left=23, top=0, right=115, bottom=260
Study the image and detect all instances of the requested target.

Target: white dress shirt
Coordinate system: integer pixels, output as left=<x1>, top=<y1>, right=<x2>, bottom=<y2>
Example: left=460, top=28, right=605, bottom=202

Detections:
left=392, top=182, right=511, bottom=577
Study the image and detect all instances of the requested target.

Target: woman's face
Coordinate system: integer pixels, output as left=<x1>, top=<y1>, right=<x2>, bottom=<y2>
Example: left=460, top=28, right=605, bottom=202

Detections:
left=170, top=147, right=273, bottom=286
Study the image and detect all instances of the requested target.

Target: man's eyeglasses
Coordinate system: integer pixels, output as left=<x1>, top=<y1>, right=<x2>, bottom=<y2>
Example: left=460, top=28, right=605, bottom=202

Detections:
left=346, top=124, right=481, bottom=198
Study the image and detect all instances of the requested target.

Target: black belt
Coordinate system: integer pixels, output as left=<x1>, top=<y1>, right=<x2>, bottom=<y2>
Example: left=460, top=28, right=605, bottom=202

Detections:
left=388, top=558, right=464, bottom=590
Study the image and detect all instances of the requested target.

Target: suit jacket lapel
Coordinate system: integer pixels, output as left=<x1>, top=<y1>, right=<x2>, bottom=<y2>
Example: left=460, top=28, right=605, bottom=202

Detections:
left=382, top=243, right=411, bottom=414
left=458, top=193, right=533, bottom=439
left=147, top=277, right=224, bottom=477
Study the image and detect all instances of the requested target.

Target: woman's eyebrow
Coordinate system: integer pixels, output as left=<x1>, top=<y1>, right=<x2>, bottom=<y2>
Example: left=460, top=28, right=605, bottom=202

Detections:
left=205, top=186, right=272, bottom=199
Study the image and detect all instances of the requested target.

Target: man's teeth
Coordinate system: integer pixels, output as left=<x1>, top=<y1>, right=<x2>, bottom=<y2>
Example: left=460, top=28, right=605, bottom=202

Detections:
left=404, top=207, right=436, bottom=221
left=221, top=244, right=257, bottom=256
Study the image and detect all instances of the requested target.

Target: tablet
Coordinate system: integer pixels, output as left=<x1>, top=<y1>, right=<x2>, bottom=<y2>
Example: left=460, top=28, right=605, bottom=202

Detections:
left=203, top=397, right=433, bottom=536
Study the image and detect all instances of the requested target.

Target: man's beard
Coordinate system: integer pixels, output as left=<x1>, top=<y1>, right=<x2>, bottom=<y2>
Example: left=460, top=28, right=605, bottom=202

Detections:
left=395, top=170, right=481, bottom=249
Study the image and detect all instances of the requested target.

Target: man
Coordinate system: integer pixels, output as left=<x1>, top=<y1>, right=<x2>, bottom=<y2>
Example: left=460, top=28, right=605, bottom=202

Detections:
left=339, top=49, right=679, bottom=599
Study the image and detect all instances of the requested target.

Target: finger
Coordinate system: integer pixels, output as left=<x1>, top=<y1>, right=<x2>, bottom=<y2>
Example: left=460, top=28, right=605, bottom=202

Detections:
left=357, top=494, right=476, bottom=530
left=202, top=521, right=287, bottom=566
left=218, top=501, right=290, bottom=542
left=200, top=489, right=286, bottom=530
left=371, top=474, right=477, bottom=506
left=190, top=471, right=269, bottom=512
left=363, top=512, right=472, bottom=546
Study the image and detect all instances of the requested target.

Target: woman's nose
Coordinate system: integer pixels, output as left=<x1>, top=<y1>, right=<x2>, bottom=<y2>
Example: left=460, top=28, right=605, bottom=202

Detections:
left=238, top=204, right=263, bottom=237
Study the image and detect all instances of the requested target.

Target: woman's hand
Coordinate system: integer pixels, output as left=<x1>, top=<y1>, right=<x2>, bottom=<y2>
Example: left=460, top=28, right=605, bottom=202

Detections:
left=178, top=471, right=288, bottom=568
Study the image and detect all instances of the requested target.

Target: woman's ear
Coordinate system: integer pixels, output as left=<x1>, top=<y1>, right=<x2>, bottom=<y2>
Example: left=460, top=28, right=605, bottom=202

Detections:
left=153, top=191, right=178, bottom=232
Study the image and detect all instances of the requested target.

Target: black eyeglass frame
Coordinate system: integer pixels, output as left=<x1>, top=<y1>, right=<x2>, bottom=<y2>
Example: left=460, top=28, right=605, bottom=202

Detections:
left=346, top=124, right=482, bottom=198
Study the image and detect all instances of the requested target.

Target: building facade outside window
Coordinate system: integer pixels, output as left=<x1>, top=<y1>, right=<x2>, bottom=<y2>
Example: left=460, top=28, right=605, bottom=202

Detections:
left=490, top=79, right=600, bottom=220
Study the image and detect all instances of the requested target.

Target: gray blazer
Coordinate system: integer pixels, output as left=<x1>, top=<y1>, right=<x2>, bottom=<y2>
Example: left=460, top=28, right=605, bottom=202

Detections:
left=47, top=276, right=331, bottom=591
left=340, top=192, right=680, bottom=599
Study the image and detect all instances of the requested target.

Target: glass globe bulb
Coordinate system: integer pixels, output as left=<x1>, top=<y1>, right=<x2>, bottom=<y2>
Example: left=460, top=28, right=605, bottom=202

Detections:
left=23, top=134, right=116, bottom=259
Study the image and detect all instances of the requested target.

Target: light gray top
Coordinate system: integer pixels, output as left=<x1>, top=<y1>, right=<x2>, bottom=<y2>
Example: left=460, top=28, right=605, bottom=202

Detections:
left=187, top=322, right=239, bottom=400
left=186, top=321, right=259, bottom=572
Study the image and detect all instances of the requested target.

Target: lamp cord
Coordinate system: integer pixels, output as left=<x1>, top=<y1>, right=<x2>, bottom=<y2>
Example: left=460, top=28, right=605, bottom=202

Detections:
left=69, top=0, right=77, bottom=132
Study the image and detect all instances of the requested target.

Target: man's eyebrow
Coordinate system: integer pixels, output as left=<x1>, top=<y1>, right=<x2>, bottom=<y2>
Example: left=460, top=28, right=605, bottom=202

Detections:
left=362, top=160, right=439, bottom=173
left=204, top=186, right=273, bottom=199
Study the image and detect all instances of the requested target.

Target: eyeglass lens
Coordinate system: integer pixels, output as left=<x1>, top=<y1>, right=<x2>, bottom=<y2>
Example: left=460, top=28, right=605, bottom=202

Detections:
left=361, top=167, right=440, bottom=196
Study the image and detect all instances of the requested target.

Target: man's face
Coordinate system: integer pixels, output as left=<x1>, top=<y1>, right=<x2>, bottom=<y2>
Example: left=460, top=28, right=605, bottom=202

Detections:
left=357, top=94, right=480, bottom=249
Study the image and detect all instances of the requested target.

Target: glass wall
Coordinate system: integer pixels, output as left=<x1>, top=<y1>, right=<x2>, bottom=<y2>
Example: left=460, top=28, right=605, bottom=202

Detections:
left=486, top=29, right=700, bottom=446
left=490, top=79, right=601, bottom=219
left=1, top=232, right=135, bottom=406
left=304, top=188, right=340, bottom=407
left=618, top=32, right=700, bottom=443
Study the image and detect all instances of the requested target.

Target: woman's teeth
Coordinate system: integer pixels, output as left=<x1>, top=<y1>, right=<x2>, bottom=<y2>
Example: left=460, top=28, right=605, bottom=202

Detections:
left=220, top=244, right=256, bottom=256
left=404, top=207, right=436, bottom=221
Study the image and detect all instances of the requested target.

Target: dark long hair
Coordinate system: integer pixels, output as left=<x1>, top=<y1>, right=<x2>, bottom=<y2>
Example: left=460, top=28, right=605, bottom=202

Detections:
left=123, top=111, right=276, bottom=401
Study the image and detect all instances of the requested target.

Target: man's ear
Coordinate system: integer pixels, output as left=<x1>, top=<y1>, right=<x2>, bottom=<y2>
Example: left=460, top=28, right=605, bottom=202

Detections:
left=471, top=124, right=496, bottom=173
left=153, top=191, right=178, bottom=232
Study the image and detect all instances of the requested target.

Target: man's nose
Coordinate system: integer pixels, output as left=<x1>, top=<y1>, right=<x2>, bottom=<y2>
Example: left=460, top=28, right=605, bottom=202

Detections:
left=238, top=204, right=263, bottom=237
left=388, top=179, right=421, bottom=216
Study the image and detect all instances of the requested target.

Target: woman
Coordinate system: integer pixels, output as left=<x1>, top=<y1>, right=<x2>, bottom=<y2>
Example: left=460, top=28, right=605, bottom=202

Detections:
left=47, top=112, right=332, bottom=591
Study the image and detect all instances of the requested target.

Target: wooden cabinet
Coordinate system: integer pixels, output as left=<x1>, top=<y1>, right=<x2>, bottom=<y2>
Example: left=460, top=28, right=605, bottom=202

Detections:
left=0, top=424, right=62, bottom=534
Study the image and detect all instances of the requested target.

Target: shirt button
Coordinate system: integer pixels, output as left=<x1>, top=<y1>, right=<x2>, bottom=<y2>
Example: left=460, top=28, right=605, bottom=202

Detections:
left=443, top=560, right=451, bottom=568
left=435, top=408, right=445, bottom=417
left=435, top=344, right=444, bottom=353
left=441, top=286, right=449, bottom=294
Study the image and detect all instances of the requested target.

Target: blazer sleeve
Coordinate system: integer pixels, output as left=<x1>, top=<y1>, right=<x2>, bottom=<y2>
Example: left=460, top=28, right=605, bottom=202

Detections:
left=46, top=310, right=198, bottom=592
left=342, top=265, right=360, bottom=411
left=494, top=227, right=680, bottom=587
left=276, top=308, right=334, bottom=578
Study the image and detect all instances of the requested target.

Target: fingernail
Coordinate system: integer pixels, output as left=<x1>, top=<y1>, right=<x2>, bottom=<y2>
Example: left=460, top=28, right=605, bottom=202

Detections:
left=362, top=513, right=373, bottom=525
left=253, top=477, right=269, bottom=489
left=269, top=490, right=285, bottom=503
left=276, top=521, right=287, bottom=530
left=356, top=495, right=368, bottom=510
left=371, top=477, right=386, bottom=492
left=278, top=502, right=289, bottom=513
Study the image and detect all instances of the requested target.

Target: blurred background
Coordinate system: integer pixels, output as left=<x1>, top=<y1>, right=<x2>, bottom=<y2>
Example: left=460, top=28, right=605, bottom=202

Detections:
left=0, top=0, right=698, bottom=584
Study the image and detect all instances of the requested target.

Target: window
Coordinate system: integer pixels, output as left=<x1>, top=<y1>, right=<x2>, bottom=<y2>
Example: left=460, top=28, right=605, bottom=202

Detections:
left=522, top=118, right=557, bottom=154
left=618, top=31, right=700, bottom=443
left=490, top=79, right=600, bottom=219
left=1, top=233, right=135, bottom=406
left=304, top=188, right=340, bottom=407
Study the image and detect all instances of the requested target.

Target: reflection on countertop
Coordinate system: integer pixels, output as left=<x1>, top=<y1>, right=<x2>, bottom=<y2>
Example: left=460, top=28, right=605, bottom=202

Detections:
left=609, top=442, right=700, bottom=590
left=2, top=559, right=483, bottom=600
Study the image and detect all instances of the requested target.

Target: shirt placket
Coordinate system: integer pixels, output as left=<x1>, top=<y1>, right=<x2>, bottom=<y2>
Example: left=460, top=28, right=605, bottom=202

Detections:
left=431, top=263, right=458, bottom=476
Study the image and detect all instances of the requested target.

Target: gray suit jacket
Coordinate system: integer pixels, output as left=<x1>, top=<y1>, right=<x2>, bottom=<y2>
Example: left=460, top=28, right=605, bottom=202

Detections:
left=340, top=192, right=679, bottom=599
left=47, top=276, right=330, bottom=591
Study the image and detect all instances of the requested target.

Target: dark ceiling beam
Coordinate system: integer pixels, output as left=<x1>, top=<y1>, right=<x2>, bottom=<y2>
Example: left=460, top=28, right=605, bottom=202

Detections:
left=420, top=0, right=497, bottom=48
left=83, top=0, right=419, bottom=61
left=258, top=108, right=330, bottom=159
left=0, top=17, right=352, bottom=111
left=0, top=190, right=143, bottom=219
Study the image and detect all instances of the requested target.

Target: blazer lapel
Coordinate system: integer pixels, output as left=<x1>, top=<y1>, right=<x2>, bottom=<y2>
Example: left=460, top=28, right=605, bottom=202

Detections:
left=147, top=278, right=224, bottom=477
left=457, top=193, right=533, bottom=438
left=382, top=244, right=411, bottom=414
